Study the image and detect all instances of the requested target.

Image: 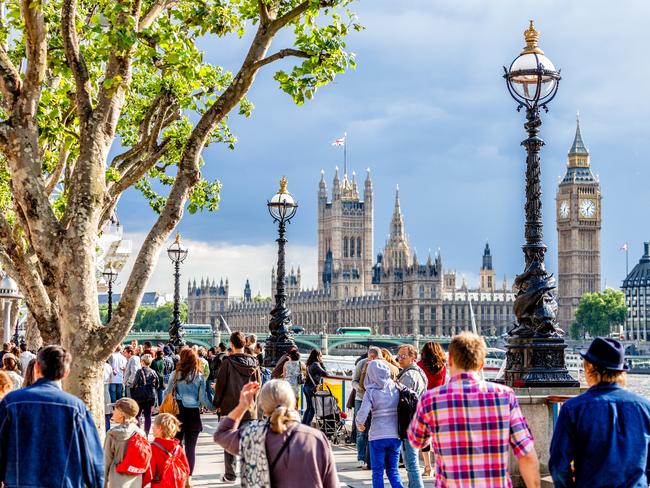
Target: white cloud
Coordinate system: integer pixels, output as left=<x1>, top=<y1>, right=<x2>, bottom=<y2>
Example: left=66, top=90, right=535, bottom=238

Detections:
left=116, top=233, right=318, bottom=299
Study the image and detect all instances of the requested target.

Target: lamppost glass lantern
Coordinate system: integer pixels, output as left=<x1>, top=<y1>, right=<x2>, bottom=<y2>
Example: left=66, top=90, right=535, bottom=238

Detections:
left=264, top=177, right=299, bottom=367
left=504, top=20, right=561, bottom=110
left=102, top=262, right=118, bottom=323
left=167, top=233, right=189, bottom=264
left=498, top=21, right=578, bottom=389
left=167, top=232, right=188, bottom=348
left=267, top=176, right=298, bottom=223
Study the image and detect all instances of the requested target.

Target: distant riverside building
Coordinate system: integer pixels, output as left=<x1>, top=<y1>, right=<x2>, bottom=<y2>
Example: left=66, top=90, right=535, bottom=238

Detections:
left=188, top=169, right=516, bottom=336
left=622, top=242, right=650, bottom=341
left=556, top=116, right=602, bottom=332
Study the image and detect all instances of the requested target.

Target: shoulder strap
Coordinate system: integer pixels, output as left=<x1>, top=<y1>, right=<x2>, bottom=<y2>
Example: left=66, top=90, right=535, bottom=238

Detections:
left=269, top=427, right=298, bottom=472
left=152, top=441, right=174, bottom=457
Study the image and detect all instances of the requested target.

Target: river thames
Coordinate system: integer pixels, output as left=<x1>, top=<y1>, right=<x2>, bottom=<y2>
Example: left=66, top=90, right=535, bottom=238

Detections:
left=624, top=375, right=650, bottom=397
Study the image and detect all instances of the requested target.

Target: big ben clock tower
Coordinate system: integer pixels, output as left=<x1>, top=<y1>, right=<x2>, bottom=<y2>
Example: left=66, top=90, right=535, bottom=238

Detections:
left=556, top=115, right=601, bottom=332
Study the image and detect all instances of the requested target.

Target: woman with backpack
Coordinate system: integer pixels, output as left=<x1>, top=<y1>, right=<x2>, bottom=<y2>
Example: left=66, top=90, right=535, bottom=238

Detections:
left=131, top=354, right=159, bottom=436
left=282, top=349, right=305, bottom=405
left=214, top=379, right=338, bottom=488
left=356, top=360, right=404, bottom=488
left=302, top=349, right=327, bottom=426
left=151, top=351, right=166, bottom=408
left=162, top=348, right=212, bottom=480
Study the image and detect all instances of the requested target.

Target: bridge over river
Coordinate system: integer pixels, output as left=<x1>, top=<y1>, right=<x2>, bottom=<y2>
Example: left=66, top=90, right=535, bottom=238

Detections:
left=124, top=330, right=506, bottom=354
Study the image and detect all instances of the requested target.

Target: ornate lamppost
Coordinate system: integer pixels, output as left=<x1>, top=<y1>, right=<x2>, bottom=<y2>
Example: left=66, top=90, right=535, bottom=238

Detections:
left=102, top=262, right=119, bottom=323
left=501, top=21, right=578, bottom=387
left=264, top=177, right=299, bottom=367
left=167, top=233, right=188, bottom=348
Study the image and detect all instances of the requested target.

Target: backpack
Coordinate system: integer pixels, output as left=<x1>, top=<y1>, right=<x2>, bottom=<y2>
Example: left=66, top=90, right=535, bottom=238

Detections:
left=116, top=432, right=152, bottom=475
left=397, top=385, right=419, bottom=440
left=131, top=369, right=158, bottom=403
left=162, top=356, right=175, bottom=382
left=152, top=441, right=190, bottom=488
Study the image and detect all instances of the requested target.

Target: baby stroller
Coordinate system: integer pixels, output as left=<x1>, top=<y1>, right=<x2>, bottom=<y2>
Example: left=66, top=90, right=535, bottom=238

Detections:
left=313, top=386, right=348, bottom=445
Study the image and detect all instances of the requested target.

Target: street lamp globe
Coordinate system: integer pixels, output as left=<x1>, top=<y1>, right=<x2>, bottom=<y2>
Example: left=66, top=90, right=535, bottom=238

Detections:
left=267, top=176, right=298, bottom=223
left=167, top=233, right=188, bottom=264
left=504, top=20, right=561, bottom=109
left=102, top=262, right=118, bottom=285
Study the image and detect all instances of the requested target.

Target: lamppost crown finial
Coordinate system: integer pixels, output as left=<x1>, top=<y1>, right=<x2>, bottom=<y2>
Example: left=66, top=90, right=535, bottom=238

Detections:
left=279, top=176, right=288, bottom=194
left=522, top=20, right=544, bottom=55
left=174, top=232, right=181, bottom=244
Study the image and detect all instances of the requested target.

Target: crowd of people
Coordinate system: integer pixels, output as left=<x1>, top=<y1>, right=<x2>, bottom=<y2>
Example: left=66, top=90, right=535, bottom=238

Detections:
left=0, top=332, right=649, bottom=488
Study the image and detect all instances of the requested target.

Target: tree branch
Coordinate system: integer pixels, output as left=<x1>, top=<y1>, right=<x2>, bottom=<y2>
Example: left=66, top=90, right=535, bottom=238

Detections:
left=251, top=48, right=311, bottom=70
left=20, top=0, right=46, bottom=116
left=259, top=0, right=271, bottom=25
left=45, top=146, right=70, bottom=196
left=0, top=46, right=21, bottom=106
left=139, top=0, right=177, bottom=31
left=61, top=0, right=93, bottom=122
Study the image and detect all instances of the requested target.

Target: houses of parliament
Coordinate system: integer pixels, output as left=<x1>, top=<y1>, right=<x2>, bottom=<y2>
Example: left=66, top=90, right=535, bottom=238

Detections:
left=187, top=118, right=601, bottom=337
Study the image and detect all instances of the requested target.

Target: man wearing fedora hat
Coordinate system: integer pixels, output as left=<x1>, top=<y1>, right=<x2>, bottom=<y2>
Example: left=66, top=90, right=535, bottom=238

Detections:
left=549, top=337, right=650, bottom=487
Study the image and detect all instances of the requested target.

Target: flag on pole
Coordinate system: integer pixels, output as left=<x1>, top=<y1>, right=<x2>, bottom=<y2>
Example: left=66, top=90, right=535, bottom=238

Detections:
left=331, top=135, right=346, bottom=147
left=620, top=243, right=628, bottom=252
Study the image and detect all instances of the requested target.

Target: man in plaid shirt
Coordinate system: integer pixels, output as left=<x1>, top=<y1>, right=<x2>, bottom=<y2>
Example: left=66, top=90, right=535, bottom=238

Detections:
left=407, top=332, right=540, bottom=487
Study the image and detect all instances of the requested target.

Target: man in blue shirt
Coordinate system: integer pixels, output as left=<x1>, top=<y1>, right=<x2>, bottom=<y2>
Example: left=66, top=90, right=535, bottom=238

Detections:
left=0, top=345, right=104, bottom=487
left=549, top=337, right=650, bottom=488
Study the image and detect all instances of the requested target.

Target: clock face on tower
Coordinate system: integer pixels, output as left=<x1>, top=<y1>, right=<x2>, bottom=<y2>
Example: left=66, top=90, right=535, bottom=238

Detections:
left=579, top=199, right=597, bottom=219
left=559, top=201, right=569, bottom=219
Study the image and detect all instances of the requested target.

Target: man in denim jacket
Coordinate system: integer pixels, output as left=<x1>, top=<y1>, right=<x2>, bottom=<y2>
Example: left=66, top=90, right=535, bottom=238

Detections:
left=0, top=345, right=104, bottom=487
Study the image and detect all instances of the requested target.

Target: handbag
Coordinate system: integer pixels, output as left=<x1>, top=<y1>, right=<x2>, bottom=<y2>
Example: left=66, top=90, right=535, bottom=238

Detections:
left=159, top=374, right=179, bottom=415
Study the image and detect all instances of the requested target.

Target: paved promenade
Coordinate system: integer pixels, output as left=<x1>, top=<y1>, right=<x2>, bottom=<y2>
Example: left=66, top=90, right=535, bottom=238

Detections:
left=191, top=414, right=435, bottom=487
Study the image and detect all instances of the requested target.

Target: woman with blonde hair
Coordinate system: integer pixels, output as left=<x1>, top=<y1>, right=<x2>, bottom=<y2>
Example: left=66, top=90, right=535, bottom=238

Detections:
left=2, top=354, right=22, bottom=390
left=0, top=370, right=14, bottom=401
left=214, top=379, right=338, bottom=487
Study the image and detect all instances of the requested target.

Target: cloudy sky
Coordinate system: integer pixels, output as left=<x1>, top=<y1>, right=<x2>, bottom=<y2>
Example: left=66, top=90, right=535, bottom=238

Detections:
left=117, top=1, right=650, bottom=298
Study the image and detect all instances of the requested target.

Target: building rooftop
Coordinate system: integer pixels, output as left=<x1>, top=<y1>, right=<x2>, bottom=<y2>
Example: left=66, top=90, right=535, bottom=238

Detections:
left=622, top=242, right=650, bottom=288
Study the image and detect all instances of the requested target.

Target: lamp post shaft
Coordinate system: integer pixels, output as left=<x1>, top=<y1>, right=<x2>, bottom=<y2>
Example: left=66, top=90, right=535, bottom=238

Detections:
left=523, top=107, right=545, bottom=257
left=107, top=281, right=113, bottom=323
left=265, top=218, right=296, bottom=367
left=501, top=108, right=578, bottom=388
left=169, top=259, right=185, bottom=348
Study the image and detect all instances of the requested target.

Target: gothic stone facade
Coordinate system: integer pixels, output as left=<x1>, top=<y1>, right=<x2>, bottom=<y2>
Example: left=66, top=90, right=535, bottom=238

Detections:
left=556, top=117, right=602, bottom=332
left=188, top=169, right=516, bottom=336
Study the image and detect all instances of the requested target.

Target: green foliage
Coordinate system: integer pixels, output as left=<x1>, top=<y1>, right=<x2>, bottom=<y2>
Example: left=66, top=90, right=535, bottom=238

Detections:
left=0, top=0, right=358, bottom=217
left=101, top=302, right=188, bottom=332
left=571, top=288, right=627, bottom=339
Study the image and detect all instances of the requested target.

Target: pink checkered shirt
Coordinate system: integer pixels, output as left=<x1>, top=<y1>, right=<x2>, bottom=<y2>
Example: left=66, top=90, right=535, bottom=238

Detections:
left=408, top=372, right=534, bottom=488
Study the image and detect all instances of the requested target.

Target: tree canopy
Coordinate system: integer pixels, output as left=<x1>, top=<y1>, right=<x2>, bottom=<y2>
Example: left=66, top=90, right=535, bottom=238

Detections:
left=571, top=288, right=627, bottom=339
left=0, top=0, right=360, bottom=424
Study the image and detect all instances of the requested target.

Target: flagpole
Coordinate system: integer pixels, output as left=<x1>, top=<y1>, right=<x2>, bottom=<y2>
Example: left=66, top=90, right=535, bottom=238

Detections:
left=343, top=132, right=347, bottom=176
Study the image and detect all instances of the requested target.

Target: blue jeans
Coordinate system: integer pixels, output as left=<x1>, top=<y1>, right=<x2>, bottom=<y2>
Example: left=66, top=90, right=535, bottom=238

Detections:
left=108, top=383, right=123, bottom=404
left=402, top=439, right=423, bottom=488
left=369, top=438, right=404, bottom=488
left=355, top=398, right=367, bottom=462
left=302, top=384, right=316, bottom=425
left=206, top=380, right=214, bottom=405
left=157, top=388, right=164, bottom=407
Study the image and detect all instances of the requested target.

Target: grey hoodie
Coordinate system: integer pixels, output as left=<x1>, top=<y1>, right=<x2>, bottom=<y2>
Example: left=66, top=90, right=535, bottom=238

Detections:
left=355, top=361, right=400, bottom=441
left=104, top=422, right=144, bottom=488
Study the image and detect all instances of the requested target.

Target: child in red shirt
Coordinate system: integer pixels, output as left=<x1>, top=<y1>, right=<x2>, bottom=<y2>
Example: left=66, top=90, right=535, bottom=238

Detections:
left=143, top=414, right=190, bottom=488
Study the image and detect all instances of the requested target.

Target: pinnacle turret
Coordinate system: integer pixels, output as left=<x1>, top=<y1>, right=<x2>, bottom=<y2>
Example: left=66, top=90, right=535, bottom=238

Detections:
left=569, top=113, right=589, bottom=157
